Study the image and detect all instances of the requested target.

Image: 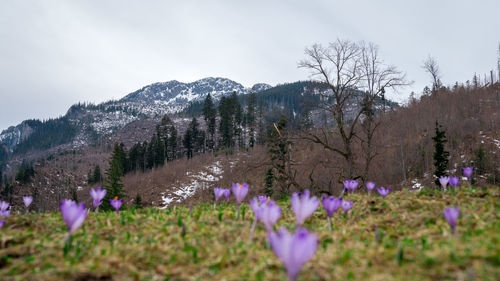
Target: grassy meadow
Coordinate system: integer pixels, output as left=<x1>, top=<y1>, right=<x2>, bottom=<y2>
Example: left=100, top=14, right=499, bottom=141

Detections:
left=1, top=186, right=499, bottom=281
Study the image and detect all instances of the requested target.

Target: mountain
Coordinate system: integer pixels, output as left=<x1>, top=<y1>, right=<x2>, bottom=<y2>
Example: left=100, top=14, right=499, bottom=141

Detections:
left=0, top=78, right=271, bottom=154
left=0, top=77, right=396, bottom=162
left=118, top=77, right=271, bottom=116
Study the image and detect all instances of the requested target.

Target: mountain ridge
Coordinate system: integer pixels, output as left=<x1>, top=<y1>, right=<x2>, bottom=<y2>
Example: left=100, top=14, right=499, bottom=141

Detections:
left=0, top=77, right=272, bottom=154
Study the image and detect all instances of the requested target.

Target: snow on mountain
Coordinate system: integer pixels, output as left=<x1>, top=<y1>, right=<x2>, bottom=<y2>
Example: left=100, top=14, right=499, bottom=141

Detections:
left=122, top=77, right=255, bottom=106
left=0, top=77, right=269, bottom=153
left=251, top=83, right=272, bottom=92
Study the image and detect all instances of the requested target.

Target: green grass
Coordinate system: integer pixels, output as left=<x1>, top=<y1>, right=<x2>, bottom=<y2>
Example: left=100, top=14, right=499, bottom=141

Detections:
left=1, top=187, right=499, bottom=280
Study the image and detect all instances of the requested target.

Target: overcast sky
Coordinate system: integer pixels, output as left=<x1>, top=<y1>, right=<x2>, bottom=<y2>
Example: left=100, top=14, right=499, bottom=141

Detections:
left=1, top=0, right=499, bottom=131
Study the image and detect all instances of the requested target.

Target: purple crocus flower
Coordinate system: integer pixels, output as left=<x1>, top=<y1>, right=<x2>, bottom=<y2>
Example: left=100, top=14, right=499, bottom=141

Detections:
left=268, top=227, right=318, bottom=281
left=110, top=197, right=123, bottom=213
left=250, top=197, right=264, bottom=215
left=250, top=196, right=278, bottom=238
left=258, top=200, right=281, bottom=232
left=439, top=176, right=449, bottom=189
left=462, top=167, right=473, bottom=181
left=23, top=196, right=33, bottom=211
left=291, top=190, right=319, bottom=226
left=250, top=197, right=265, bottom=239
left=257, top=195, right=268, bottom=204
left=449, top=177, right=460, bottom=188
left=0, top=201, right=10, bottom=217
left=90, top=187, right=107, bottom=211
left=322, top=196, right=341, bottom=230
left=223, top=189, right=231, bottom=203
left=443, top=207, right=459, bottom=234
left=340, top=199, right=353, bottom=215
left=232, top=183, right=249, bottom=219
left=213, top=187, right=224, bottom=208
left=0, top=220, right=4, bottom=228
left=321, top=196, right=341, bottom=217
left=60, top=200, right=87, bottom=235
left=349, top=180, right=359, bottom=192
left=376, top=187, right=391, bottom=199
left=232, top=183, right=249, bottom=204
left=366, top=181, right=376, bottom=194
left=343, top=180, right=359, bottom=193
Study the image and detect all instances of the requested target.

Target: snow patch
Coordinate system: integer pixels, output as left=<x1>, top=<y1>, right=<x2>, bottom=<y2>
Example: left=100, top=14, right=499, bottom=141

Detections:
left=159, top=160, right=224, bottom=209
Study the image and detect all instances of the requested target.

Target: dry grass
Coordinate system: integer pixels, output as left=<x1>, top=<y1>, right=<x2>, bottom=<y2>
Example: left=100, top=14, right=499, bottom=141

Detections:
left=0, top=186, right=499, bottom=280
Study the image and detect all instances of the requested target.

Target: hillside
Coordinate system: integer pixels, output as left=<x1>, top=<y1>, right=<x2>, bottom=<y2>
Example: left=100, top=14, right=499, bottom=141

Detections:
left=0, top=77, right=269, bottom=156
left=0, top=187, right=498, bottom=280
left=1, top=83, right=499, bottom=213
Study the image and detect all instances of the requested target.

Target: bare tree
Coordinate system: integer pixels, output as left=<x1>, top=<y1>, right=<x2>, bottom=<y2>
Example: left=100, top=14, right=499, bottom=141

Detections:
left=298, top=39, right=408, bottom=180
left=358, top=42, right=409, bottom=179
left=298, top=39, right=363, bottom=179
left=422, top=55, right=442, bottom=93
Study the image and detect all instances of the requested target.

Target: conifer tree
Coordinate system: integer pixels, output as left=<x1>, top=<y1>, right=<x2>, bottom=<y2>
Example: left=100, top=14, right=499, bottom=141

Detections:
left=146, top=139, right=155, bottom=169
left=264, top=168, right=274, bottom=197
left=246, top=93, right=257, bottom=147
left=102, top=143, right=126, bottom=211
left=87, top=169, right=93, bottom=184
left=203, top=93, right=217, bottom=151
left=183, top=117, right=200, bottom=159
left=93, top=165, right=102, bottom=183
left=257, top=100, right=266, bottom=145
left=167, top=125, right=178, bottom=161
left=232, top=92, right=244, bottom=148
left=432, top=121, right=449, bottom=186
left=267, top=115, right=295, bottom=195
left=218, top=96, right=234, bottom=149
left=154, top=133, right=165, bottom=167
left=134, top=193, right=142, bottom=209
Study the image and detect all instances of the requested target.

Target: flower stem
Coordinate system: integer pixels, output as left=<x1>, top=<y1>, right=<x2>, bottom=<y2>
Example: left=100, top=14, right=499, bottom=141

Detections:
left=328, top=216, right=333, bottom=231
left=236, top=204, right=240, bottom=220
left=249, top=218, right=257, bottom=241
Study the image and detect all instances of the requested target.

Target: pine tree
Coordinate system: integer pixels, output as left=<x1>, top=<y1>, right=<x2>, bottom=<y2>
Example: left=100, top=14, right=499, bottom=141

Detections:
left=119, top=143, right=130, bottom=173
left=257, top=100, right=266, bottom=145
left=267, top=115, right=294, bottom=195
left=134, top=193, right=143, bottom=209
left=247, top=93, right=257, bottom=147
left=1, top=181, right=14, bottom=203
left=102, top=143, right=126, bottom=211
left=157, top=115, right=177, bottom=162
left=183, top=117, right=200, bottom=159
left=232, top=93, right=244, bottom=149
left=154, top=133, right=165, bottom=167
left=474, top=144, right=490, bottom=175
left=432, top=121, right=449, bottom=186
left=87, top=169, right=93, bottom=184
left=218, top=96, right=234, bottom=149
left=203, top=94, right=217, bottom=151
left=167, top=125, right=178, bottom=161
left=146, top=139, right=155, bottom=169
left=93, top=165, right=102, bottom=183
left=71, top=187, right=78, bottom=203
left=264, top=168, right=274, bottom=197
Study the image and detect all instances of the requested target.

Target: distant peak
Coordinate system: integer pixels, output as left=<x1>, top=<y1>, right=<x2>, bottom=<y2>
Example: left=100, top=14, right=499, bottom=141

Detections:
left=251, top=83, right=272, bottom=92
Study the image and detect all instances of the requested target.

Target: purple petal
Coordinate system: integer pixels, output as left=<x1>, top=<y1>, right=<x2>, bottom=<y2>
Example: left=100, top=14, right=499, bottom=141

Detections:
left=23, top=196, right=33, bottom=208
left=0, top=201, right=9, bottom=212
left=292, top=190, right=319, bottom=225
left=268, top=227, right=318, bottom=281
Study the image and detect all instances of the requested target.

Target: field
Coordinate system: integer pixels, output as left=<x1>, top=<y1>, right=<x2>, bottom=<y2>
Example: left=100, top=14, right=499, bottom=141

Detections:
left=1, top=186, right=499, bottom=281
